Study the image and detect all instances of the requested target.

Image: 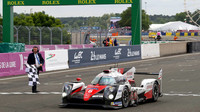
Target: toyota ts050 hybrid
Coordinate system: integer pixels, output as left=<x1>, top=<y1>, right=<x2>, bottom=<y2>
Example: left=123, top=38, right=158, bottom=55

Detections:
left=60, top=67, right=163, bottom=109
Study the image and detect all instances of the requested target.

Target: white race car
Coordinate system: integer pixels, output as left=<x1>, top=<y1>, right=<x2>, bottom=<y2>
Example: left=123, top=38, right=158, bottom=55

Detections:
left=60, top=67, right=163, bottom=109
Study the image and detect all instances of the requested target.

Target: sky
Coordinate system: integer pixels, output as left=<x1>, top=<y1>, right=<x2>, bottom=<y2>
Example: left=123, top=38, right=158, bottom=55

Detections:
left=0, top=0, right=195, bottom=17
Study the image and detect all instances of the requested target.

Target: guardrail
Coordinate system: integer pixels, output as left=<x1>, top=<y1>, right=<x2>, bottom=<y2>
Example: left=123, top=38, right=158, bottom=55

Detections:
left=1, top=41, right=200, bottom=77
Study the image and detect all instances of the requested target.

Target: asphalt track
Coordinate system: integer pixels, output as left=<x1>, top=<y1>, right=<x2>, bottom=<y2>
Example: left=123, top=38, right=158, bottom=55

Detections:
left=1, top=53, right=200, bottom=112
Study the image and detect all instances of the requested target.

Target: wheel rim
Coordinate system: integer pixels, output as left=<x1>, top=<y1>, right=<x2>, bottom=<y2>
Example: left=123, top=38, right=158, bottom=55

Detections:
left=154, top=84, right=159, bottom=99
left=123, top=89, right=129, bottom=103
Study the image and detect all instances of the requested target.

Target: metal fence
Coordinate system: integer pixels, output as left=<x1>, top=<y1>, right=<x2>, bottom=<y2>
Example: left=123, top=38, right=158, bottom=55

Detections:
left=0, top=25, right=72, bottom=45
left=0, top=25, right=130, bottom=46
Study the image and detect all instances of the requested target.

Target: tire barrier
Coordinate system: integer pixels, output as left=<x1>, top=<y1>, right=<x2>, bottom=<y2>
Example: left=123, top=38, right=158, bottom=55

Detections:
left=187, top=42, right=200, bottom=53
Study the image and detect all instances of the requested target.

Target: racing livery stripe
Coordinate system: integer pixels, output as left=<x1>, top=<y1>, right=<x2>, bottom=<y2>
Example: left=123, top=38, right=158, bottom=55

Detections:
left=144, top=90, right=153, bottom=99
left=71, top=86, right=83, bottom=95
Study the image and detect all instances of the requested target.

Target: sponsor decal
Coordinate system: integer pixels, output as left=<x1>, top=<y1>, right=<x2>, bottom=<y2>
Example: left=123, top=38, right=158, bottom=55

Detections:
left=90, top=51, right=106, bottom=61
left=78, top=0, right=96, bottom=4
left=0, top=61, right=16, bottom=69
left=111, top=101, right=122, bottom=106
left=7, top=1, right=24, bottom=5
left=115, top=48, right=122, bottom=55
left=115, top=0, right=133, bottom=4
left=87, top=88, right=99, bottom=90
left=72, top=51, right=83, bottom=64
left=127, top=49, right=140, bottom=57
left=74, top=51, right=83, bottom=59
left=92, top=95, right=103, bottom=98
left=19, top=54, right=23, bottom=70
left=147, top=85, right=153, bottom=89
left=42, top=0, right=60, bottom=5
left=118, top=90, right=122, bottom=92
left=88, top=89, right=93, bottom=94
left=113, top=48, right=122, bottom=59
left=46, top=54, right=56, bottom=60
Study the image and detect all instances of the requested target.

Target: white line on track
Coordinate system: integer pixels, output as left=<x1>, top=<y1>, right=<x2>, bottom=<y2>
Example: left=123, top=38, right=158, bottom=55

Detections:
left=1, top=52, right=200, bottom=81
left=163, top=93, right=200, bottom=97
left=178, top=65, right=193, bottom=67
left=180, top=69, right=195, bottom=72
left=1, top=92, right=200, bottom=97
left=65, top=75, right=81, bottom=78
left=0, top=92, right=62, bottom=95
left=44, top=83, right=63, bottom=85
left=139, top=64, right=152, bottom=67
left=169, top=79, right=190, bottom=82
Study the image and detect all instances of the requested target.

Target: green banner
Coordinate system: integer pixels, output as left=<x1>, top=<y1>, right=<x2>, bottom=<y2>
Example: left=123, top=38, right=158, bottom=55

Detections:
left=6, top=0, right=133, bottom=6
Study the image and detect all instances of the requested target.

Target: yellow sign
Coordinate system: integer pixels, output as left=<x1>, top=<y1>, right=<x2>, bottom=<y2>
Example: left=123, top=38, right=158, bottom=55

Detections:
left=115, top=0, right=133, bottom=4
left=7, top=1, right=24, bottom=5
left=78, top=0, right=96, bottom=4
left=42, top=0, right=60, bottom=5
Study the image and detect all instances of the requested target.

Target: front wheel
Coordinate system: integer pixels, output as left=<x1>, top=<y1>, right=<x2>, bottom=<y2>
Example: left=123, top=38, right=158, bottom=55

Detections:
left=122, top=87, right=130, bottom=108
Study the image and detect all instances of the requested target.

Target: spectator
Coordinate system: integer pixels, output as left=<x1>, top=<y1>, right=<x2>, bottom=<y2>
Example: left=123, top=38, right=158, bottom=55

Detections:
left=84, top=32, right=90, bottom=44
left=114, top=38, right=118, bottom=46
left=103, top=38, right=107, bottom=47
left=109, top=37, right=113, bottom=46
left=157, top=32, right=162, bottom=41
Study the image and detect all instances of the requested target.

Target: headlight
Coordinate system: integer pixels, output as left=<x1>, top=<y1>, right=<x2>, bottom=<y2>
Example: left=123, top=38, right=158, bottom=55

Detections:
left=108, top=94, right=114, bottom=99
left=62, top=92, right=67, bottom=97
left=62, top=84, right=72, bottom=97
left=109, top=86, right=116, bottom=92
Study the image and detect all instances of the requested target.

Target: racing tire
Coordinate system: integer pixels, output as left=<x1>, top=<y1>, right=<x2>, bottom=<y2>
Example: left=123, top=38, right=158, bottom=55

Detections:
left=151, top=82, right=159, bottom=102
left=122, top=87, right=130, bottom=108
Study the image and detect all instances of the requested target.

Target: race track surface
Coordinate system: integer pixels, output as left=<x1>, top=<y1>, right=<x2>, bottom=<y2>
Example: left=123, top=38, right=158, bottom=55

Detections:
left=0, top=53, right=200, bottom=112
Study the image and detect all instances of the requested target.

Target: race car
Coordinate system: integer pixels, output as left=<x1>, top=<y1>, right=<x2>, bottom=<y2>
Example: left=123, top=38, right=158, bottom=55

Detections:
left=60, top=67, right=163, bottom=109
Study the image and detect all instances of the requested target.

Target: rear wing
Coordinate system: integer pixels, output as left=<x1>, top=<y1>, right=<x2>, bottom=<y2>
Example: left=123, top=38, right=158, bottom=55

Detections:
left=123, top=67, right=136, bottom=80
left=111, top=67, right=136, bottom=80
left=135, top=69, right=163, bottom=94
left=134, top=69, right=163, bottom=80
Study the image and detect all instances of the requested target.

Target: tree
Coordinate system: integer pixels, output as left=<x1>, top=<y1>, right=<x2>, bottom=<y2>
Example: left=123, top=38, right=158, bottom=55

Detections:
left=57, top=13, right=120, bottom=29
left=175, top=12, right=187, bottom=22
left=142, top=10, right=151, bottom=30
left=0, top=14, right=2, bottom=25
left=119, top=7, right=131, bottom=27
left=119, top=7, right=151, bottom=31
left=14, top=11, right=63, bottom=27
left=0, top=18, right=2, bottom=25
left=149, top=15, right=175, bottom=24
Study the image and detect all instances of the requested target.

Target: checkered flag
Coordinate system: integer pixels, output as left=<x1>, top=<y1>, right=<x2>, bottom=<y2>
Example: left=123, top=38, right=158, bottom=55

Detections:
left=25, top=64, right=40, bottom=86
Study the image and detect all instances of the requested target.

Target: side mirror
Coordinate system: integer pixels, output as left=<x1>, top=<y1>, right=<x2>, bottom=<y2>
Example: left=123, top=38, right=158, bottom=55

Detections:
left=76, top=78, right=82, bottom=81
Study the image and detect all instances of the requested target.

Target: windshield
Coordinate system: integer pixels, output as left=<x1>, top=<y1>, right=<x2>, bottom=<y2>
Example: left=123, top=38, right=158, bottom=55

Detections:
left=91, top=76, right=117, bottom=85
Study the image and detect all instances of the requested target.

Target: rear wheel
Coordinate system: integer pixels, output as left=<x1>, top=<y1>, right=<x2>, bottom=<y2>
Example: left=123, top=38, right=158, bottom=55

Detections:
left=151, top=82, right=159, bottom=102
left=122, top=87, right=130, bottom=108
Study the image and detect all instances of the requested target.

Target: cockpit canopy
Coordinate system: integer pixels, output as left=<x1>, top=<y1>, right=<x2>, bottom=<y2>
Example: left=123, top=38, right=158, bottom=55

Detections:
left=91, top=75, right=127, bottom=85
